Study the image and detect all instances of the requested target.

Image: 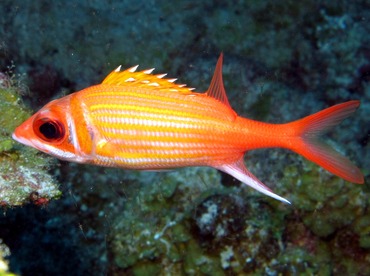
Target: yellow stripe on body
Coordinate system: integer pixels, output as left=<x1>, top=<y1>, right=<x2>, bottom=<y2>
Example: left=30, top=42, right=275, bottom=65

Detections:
left=92, top=111, right=238, bottom=148
left=78, top=85, right=242, bottom=169
left=83, top=85, right=235, bottom=121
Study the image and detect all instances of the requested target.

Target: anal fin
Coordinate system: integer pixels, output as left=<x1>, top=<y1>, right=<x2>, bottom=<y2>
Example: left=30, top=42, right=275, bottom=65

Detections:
left=216, top=157, right=291, bottom=204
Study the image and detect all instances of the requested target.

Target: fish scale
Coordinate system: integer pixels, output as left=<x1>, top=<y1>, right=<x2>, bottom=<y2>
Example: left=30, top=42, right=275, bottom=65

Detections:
left=77, top=85, right=242, bottom=164
left=83, top=94, right=244, bottom=168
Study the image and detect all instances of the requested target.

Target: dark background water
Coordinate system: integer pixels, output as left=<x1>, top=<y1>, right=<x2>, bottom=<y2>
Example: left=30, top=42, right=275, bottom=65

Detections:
left=0, top=1, right=369, bottom=275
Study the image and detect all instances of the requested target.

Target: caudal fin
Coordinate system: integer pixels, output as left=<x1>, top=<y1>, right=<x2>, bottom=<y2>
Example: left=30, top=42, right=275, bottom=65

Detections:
left=287, top=100, right=364, bottom=183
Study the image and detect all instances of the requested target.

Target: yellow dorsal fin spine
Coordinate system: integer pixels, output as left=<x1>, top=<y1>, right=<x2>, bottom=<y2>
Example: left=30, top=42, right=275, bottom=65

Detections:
left=101, top=65, right=194, bottom=94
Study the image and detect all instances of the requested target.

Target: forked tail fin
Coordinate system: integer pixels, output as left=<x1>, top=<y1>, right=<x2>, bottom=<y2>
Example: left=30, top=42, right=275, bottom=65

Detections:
left=287, top=100, right=363, bottom=183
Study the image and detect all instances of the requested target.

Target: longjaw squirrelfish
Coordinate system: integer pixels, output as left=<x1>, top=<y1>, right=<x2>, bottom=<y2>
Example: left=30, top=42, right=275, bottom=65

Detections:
left=12, top=54, right=364, bottom=203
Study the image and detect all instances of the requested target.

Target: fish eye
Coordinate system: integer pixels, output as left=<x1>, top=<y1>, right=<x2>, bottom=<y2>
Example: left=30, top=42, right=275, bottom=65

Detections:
left=34, top=118, right=65, bottom=142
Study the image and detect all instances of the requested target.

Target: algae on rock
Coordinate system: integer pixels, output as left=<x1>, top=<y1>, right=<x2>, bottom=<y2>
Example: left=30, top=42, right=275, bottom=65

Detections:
left=0, top=78, right=61, bottom=206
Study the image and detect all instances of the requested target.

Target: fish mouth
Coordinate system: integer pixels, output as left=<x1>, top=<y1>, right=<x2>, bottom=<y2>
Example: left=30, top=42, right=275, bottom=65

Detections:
left=12, top=115, right=37, bottom=148
left=12, top=120, right=38, bottom=149
left=12, top=131, right=35, bottom=148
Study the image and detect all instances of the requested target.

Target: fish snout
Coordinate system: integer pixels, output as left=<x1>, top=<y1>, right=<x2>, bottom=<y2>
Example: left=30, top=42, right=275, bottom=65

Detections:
left=12, top=119, right=35, bottom=147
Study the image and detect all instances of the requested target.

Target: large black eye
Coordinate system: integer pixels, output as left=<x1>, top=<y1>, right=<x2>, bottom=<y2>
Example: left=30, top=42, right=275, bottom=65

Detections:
left=34, top=119, right=65, bottom=142
left=39, top=121, right=62, bottom=139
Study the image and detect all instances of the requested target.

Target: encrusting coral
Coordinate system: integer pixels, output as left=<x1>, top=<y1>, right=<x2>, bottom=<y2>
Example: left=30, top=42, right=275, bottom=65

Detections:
left=0, top=72, right=61, bottom=206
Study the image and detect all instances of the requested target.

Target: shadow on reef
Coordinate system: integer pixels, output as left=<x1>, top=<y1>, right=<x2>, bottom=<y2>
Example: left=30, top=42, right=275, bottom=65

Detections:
left=0, top=201, right=106, bottom=275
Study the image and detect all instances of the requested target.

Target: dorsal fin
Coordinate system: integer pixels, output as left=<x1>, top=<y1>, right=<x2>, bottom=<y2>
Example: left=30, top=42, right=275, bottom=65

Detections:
left=101, top=64, right=194, bottom=94
left=206, top=53, right=232, bottom=108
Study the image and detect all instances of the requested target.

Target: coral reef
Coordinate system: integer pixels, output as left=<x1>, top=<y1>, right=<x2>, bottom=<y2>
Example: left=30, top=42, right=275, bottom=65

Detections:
left=109, top=163, right=370, bottom=275
left=281, top=161, right=368, bottom=236
left=0, top=74, right=61, bottom=206
left=108, top=167, right=225, bottom=274
left=278, top=159, right=370, bottom=275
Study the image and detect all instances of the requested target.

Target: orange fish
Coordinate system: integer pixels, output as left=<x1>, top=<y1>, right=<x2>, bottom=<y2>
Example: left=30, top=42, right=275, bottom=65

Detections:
left=12, top=54, right=364, bottom=203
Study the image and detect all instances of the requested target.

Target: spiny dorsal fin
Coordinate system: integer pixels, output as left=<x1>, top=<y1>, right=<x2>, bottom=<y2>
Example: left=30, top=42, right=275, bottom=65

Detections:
left=206, top=53, right=232, bottom=108
left=102, top=64, right=194, bottom=94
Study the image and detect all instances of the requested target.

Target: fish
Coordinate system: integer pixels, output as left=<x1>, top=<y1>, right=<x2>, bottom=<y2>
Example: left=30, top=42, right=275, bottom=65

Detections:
left=12, top=54, right=364, bottom=204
